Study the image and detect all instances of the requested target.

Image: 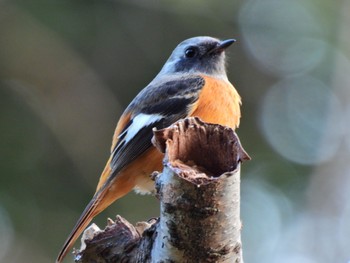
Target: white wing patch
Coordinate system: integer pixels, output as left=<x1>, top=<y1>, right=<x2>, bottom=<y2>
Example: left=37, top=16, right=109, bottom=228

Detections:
left=121, top=113, right=164, bottom=144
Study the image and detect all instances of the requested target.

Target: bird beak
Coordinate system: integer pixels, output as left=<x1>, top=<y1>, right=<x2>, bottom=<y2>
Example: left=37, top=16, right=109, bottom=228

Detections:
left=208, top=39, right=236, bottom=54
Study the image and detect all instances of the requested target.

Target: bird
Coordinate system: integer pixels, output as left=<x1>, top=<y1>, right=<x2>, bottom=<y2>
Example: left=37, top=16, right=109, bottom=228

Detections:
left=56, top=36, right=241, bottom=263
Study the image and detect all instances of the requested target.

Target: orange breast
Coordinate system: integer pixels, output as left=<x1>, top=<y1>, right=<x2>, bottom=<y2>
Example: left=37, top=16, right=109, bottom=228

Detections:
left=190, top=75, right=241, bottom=129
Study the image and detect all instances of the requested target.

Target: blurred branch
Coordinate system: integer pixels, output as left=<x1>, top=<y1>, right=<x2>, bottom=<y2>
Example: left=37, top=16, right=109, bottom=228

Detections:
left=74, top=117, right=250, bottom=263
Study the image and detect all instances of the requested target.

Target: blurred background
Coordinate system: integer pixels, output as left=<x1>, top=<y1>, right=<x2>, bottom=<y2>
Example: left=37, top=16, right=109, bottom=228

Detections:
left=0, top=0, right=349, bottom=262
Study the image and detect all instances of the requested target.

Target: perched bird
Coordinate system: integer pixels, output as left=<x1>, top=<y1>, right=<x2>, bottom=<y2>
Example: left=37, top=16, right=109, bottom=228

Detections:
left=56, top=36, right=241, bottom=263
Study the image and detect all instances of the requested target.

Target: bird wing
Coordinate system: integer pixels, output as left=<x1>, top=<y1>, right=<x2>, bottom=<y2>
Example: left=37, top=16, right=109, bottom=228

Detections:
left=97, top=75, right=205, bottom=192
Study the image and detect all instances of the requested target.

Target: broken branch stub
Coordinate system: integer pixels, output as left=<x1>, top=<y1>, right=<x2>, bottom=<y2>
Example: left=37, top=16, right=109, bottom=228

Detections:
left=74, top=216, right=157, bottom=263
left=151, top=117, right=249, bottom=263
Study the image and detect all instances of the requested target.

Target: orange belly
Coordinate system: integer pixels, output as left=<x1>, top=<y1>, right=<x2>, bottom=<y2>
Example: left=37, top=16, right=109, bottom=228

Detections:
left=95, top=147, right=163, bottom=211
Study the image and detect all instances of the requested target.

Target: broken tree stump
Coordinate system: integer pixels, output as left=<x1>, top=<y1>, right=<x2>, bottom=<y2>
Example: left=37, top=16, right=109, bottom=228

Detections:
left=74, top=117, right=250, bottom=263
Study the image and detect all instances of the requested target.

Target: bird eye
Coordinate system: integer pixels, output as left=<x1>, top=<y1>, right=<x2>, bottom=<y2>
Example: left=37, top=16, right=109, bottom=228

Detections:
left=185, top=47, right=197, bottom=58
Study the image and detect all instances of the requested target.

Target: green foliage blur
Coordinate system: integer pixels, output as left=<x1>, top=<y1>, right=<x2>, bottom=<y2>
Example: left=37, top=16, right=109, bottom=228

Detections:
left=1, top=0, right=349, bottom=262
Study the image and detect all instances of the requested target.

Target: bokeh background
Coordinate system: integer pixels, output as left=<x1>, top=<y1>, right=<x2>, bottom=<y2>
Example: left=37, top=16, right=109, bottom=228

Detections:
left=0, top=0, right=349, bottom=262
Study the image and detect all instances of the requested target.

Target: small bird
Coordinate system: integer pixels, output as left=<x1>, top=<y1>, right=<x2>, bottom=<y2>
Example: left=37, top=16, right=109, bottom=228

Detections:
left=56, top=36, right=241, bottom=263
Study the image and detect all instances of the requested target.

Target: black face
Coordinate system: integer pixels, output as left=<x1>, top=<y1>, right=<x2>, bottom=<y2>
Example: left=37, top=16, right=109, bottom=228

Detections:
left=173, top=41, right=226, bottom=76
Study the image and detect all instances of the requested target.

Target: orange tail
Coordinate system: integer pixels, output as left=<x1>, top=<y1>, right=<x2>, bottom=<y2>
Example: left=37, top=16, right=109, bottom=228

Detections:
left=56, top=195, right=102, bottom=263
left=56, top=160, right=136, bottom=263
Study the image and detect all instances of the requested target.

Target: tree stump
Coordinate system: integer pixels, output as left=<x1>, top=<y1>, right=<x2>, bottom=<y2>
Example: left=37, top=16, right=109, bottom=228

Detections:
left=74, top=117, right=250, bottom=263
